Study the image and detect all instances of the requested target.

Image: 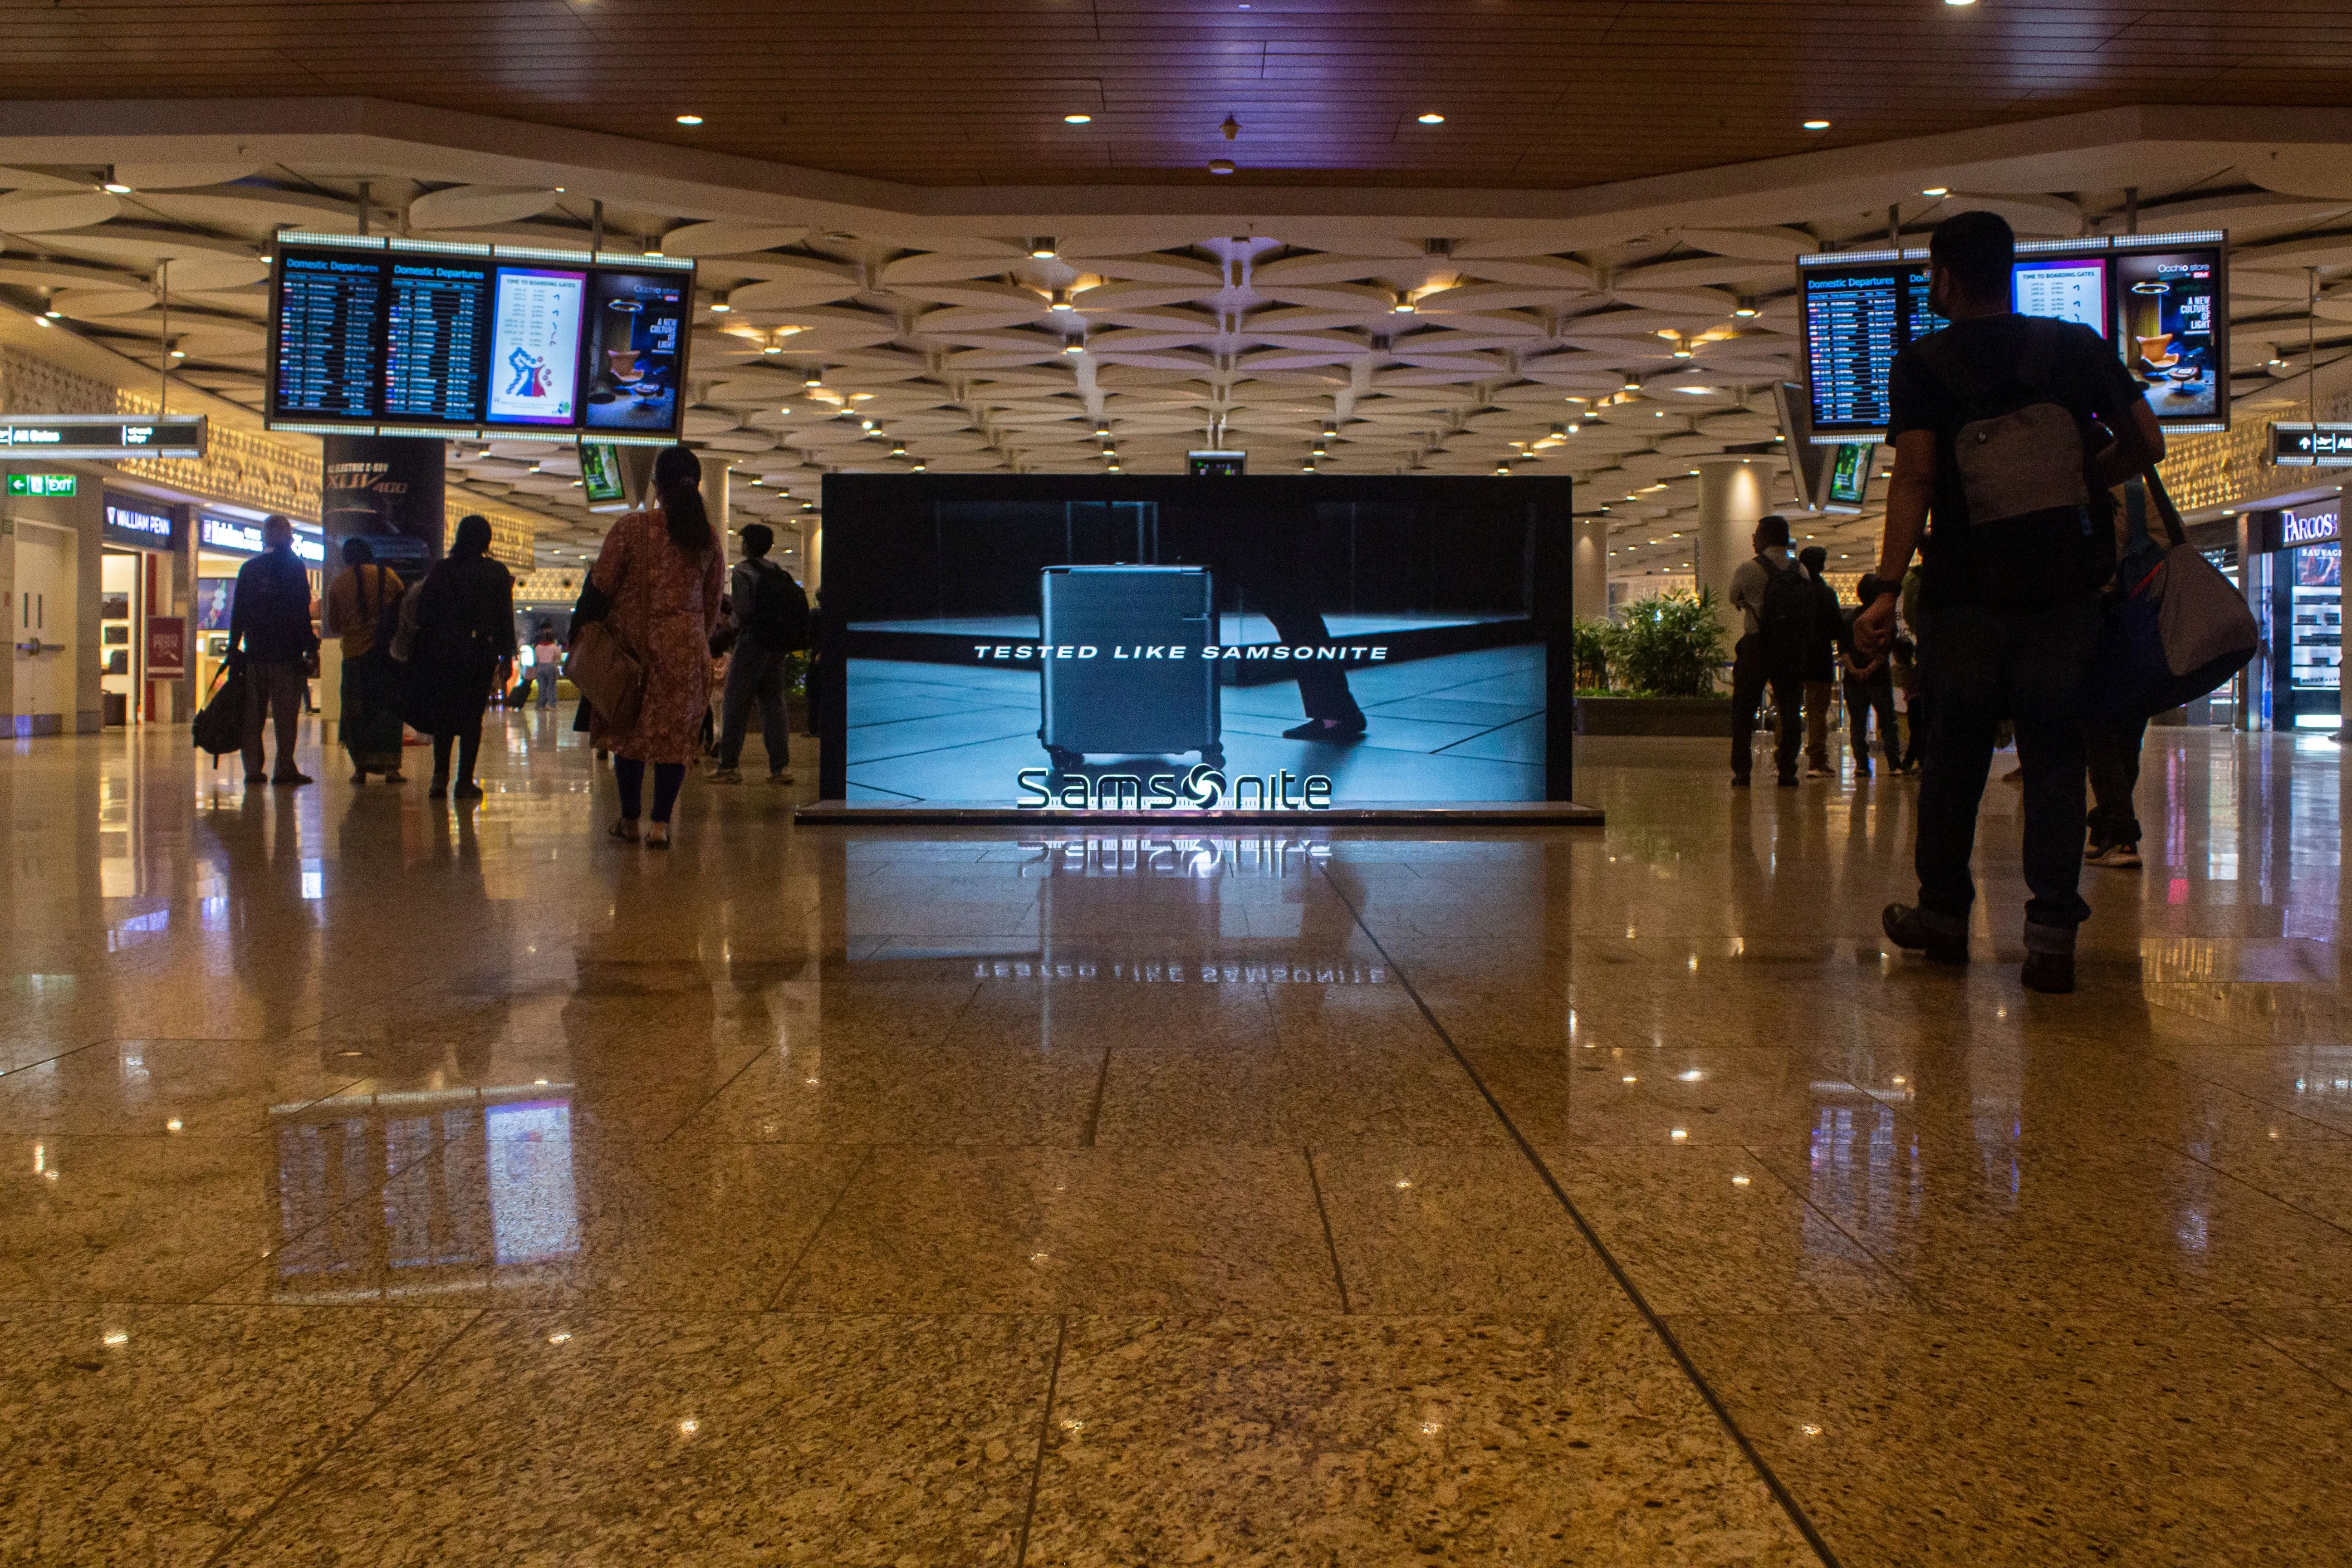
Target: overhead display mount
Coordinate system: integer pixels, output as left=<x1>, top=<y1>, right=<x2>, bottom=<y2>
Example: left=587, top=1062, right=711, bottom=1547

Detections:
left=265, top=231, right=696, bottom=442
left=1796, top=230, right=2228, bottom=443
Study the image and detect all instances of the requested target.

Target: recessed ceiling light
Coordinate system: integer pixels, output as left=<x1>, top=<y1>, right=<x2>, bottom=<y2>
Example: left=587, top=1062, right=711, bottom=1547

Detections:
left=1803, top=119, right=1831, bottom=131
left=1063, top=113, right=1093, bottom=124
left=675, top=114, right=703, bottom=125
left=1417, top=113, right=1446, bottom=125
left=1944, top=0, right=1976, bottom=6
left=1921, top=186, right=1950, bottom=197
left=1208, top=159, right=1236, bottom=175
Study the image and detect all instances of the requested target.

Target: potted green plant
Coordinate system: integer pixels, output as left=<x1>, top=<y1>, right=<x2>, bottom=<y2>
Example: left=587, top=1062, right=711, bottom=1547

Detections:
left=1573, top=588, right=1736, bottom=735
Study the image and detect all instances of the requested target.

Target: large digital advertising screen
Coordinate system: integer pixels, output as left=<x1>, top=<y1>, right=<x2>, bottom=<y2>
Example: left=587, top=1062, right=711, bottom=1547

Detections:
left=267, top=233, right=695, bottom=439
left=816, top=475, right=1577, bottom=813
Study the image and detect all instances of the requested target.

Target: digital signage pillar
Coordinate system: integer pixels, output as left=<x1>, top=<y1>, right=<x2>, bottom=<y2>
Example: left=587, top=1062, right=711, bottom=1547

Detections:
left=322, top=434, right=446, bottom=579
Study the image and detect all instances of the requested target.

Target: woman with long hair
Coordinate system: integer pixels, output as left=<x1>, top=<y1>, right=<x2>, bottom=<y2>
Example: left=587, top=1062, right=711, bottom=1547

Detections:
left=588, top=445, right=725, bottom=846
left=406, top=514, right=516, bottom=800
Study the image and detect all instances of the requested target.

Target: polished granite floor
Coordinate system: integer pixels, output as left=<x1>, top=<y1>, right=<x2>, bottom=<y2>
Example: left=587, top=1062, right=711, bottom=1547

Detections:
left=5, top=707, right=2350, bottom=1566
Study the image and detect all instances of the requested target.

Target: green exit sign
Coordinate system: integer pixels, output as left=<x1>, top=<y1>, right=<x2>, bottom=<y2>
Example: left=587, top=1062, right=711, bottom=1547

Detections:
left=6, top=474, right=75, bottom=497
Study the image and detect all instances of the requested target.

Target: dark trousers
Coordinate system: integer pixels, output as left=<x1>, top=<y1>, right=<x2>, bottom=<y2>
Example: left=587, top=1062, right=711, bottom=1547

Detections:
left=2086, top=717, right=2150, bottom=848
left=718, top=639, right=791, bottom=773
left=1913, top=594, right=2101, bottom=950
left=1902, top=692, right=1927, bottom=768
left=1843, top=678, right=1899, bottom=772
left=615, top=758, right=686, bottom=823
left=1730, top=635, right=1802, bottom=782
left=240, top=659, right=305, bottom=779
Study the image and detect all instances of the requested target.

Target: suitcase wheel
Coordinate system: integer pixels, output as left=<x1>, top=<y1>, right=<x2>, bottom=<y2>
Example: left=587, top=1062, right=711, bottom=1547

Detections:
left=1045, top=745, right=1083, bottom=771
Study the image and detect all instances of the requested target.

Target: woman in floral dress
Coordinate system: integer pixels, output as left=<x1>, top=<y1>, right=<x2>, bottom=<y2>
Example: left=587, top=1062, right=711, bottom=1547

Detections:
left=589, top=445, right=725, bottom=847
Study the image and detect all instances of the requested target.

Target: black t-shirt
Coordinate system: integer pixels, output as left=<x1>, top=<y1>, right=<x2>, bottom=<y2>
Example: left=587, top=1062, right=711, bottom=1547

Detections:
left=1834, top=605, right=1891, bottom=687
left=1887, top=314, right=2142, bottom=610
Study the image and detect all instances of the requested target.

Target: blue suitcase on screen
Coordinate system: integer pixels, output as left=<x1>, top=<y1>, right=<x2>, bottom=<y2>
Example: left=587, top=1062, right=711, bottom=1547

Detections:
left=1039, top=565, right=1223, bottom=770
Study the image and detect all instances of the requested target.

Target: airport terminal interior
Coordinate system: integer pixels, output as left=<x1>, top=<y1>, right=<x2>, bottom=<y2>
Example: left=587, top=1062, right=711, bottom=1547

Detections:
left=7, top=4, right=2352, bottom=1563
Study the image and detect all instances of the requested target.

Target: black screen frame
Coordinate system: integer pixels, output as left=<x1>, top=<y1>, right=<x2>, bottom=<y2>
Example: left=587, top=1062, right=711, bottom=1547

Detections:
left=816, top=473, right=1579, bottom=807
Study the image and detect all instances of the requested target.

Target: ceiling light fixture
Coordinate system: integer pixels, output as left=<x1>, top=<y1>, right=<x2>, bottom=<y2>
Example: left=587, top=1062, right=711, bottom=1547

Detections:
left=804, top=368, right=824, bottom=387
left=1049, top=290, right=1074, bottom=313
left=1921, top=186, right=1950, bottom=197
left=1417, top=113, right=1446, bottom=124
left=1031, top=237, right=1058, bottom=258
left=1063, top=339, right=1085, bottom=354
left=1732, top=297, right=1758, bottom=318
left=1803, top=118, right=1831, bottom=131
left=1208, top=159, right=1236, bottom=175
left=710, top=298, right=730, bottom=313
left=675, top=113, right=704, bottom=125
left=101, top=171, right=131, bottom=194
left=1063, top=113, right=1093, bottom=124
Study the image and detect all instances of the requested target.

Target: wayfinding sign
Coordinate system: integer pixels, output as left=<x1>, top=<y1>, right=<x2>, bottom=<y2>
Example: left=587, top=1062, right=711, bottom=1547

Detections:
left=2272, top=423, right=2352, bottom=467
left=0, top=414, right=207, bottom=459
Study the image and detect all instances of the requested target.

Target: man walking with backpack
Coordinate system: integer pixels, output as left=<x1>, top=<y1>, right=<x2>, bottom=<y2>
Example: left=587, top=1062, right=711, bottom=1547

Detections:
left=1727, top=514, right=1811, bottom=787
left=1853, top=211, right=2164, bottom=994
left=712, top=523, right=810, bottom=786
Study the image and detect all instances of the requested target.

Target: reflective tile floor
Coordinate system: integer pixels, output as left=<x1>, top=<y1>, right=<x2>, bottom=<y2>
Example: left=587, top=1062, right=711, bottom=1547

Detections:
left=5, top=708, right=2350, bottom=1566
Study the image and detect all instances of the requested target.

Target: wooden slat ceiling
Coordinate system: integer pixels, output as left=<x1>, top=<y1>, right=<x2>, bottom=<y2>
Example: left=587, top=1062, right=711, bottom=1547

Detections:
left=7, top=2, right=2352, bottom=188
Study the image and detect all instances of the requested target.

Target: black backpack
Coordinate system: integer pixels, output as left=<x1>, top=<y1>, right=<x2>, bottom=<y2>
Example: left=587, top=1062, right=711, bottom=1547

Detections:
left=745, top=559, right=811, bottom=650
left=1757, top=557, right=1816, bottom=673
left=1915, top=317, right=2111, bottom=610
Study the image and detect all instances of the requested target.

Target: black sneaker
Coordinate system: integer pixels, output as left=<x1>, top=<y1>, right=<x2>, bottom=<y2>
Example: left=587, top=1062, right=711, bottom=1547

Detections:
left=1883, top=903, right=1968, bottom=965
left=2021, top=951, right=2075, bottom=994
left=1778, top=771, right=1799, bottom=787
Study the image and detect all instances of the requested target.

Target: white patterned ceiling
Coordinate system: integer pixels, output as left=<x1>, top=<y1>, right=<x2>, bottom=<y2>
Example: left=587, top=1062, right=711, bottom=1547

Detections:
left=4, top=104, right=2352, bottom=580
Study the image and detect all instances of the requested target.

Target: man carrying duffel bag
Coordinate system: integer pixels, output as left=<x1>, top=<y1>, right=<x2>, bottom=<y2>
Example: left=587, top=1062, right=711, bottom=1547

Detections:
left=1851, top=210, right=2166, bottom=995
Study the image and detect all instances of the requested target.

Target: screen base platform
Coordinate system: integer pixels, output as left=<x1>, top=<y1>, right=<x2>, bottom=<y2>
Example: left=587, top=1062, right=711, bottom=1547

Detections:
left=794, top=799, right=1603, bottom=827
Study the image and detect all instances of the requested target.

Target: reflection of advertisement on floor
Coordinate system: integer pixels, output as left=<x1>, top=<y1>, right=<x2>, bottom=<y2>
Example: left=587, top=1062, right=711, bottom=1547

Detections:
left=824, top=478, right=1569, bottom=809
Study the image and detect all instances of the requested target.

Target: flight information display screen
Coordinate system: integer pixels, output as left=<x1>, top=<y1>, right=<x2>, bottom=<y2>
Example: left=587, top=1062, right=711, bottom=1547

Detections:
left=384, top=258, right=491, bottom=422
left=1802, top=264, right=1941, bottom=435
left=267, top=234, right=695, bottom=437
left=487, top=267, right=586, bottom=426
left=274, top=251, right=385, bottom=418
left=1798, top=233, right=2229, bottom=439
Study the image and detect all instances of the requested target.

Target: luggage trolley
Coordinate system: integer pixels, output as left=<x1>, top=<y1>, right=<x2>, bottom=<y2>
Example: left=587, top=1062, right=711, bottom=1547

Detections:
left=1038, top=565, right=1223, bottom=771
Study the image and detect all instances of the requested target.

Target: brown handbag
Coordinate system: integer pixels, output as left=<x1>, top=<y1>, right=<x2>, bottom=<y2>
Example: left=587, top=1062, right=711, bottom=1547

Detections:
left=564, top=617, right=643, bottom=730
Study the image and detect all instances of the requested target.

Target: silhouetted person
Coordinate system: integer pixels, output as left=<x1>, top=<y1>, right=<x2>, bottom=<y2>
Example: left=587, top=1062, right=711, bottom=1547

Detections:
left=228, top=513, right=319, bottom=787
left=408, top=514, right=516, bottom=801
left=1858, top=210, right=2165, bottom=994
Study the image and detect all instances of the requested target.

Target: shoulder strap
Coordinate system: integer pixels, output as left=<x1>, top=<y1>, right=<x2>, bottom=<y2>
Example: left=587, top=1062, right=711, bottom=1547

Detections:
left=2145, top=470, right=2190, bottom=549
left=2017, top=315, right=2061, bottom=399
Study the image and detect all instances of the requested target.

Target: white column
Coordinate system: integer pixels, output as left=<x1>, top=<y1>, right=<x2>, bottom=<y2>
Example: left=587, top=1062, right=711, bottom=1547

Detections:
left=700, top=462, right=730, bottom=557
left=1696, top=458, right=1770, bottom=653
left=1572, top=515, right=1608, bottom=621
